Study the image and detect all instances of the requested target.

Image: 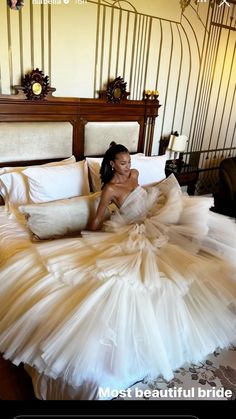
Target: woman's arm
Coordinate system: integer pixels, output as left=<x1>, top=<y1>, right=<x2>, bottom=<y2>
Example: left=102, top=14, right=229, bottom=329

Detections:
left=88, top=185, right=113, bottom=231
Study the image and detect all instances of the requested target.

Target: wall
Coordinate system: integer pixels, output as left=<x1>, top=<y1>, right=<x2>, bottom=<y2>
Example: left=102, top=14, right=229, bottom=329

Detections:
left=0, top=0, right=235, bottom=193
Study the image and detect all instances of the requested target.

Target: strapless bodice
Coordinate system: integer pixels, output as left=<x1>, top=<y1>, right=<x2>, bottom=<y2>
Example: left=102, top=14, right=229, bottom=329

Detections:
left=107, top=185, right=159, bottom=226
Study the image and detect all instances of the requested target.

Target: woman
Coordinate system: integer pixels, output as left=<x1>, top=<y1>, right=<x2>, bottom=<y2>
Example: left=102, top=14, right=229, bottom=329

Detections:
left=89, top=142, right=139, bottom=230
left=0, top=142, right=235, bottom=399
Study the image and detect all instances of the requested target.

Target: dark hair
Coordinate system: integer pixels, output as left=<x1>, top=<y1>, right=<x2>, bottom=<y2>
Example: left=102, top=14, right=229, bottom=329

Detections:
left=100, top=141, right=129, bottom=187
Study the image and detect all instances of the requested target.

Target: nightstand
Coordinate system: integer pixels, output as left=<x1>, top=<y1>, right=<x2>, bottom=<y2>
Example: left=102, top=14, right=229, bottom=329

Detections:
left=165, top=161, right=199, bottom=195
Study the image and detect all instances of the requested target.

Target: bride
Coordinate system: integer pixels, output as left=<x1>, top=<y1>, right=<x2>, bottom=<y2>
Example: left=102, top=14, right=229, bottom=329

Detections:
left=0, top=142, right=235, bottom=399
left=89, top=142, right=139, bottom=231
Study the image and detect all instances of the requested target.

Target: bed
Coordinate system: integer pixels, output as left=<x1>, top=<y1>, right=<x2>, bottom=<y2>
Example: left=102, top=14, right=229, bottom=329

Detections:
left=0, top=79, right=170, bottom=400
left=1, top=77, right=236, bottom=403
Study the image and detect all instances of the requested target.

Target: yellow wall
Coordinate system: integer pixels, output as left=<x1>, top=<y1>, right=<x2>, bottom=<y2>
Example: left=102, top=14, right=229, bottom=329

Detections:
left=0, top=0, right=235, bottom=190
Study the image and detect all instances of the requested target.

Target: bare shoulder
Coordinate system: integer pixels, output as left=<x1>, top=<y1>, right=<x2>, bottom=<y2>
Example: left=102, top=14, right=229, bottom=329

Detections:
left=101, top=183, right=115, bottom=201
left=102, top=182, right=115, bottom=193
left=131, top=168, right=139, bottom=178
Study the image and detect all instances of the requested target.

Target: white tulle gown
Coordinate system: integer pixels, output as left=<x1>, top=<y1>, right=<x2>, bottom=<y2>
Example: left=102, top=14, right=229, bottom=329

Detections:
left=0, top=175, right=235, bottom=399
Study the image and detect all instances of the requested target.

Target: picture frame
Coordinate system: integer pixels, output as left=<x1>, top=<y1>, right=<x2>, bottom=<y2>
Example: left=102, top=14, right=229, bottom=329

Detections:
left=22, top=68, right=50, bottom=100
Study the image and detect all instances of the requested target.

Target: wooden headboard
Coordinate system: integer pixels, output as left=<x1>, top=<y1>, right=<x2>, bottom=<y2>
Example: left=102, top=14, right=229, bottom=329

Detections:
left=0, top=93, right=160, bottom=168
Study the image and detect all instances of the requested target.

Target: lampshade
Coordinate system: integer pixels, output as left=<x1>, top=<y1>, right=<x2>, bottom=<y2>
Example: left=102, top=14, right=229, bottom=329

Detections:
left=169, top=135, right=188, bottom=152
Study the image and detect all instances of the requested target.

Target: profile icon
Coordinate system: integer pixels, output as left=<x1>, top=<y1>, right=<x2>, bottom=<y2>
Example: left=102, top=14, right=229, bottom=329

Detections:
left=8, top=0, right=24, bottom=10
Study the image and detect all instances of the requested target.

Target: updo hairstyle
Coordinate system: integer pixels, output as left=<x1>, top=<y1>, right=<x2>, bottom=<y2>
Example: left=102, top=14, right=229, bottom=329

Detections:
left=100, top=141, right=129, bottom=187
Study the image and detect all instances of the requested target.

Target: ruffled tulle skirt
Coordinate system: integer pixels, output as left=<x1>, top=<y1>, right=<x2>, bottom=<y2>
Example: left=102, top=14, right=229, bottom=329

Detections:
left=0, top=181, right=235, bottom=398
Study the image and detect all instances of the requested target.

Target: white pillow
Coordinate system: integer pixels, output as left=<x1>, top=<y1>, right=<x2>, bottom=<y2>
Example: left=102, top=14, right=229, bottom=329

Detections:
left=86, top=153, right=167, bottom=192
left=0, top=155, right=76, bottom=175
left=132, top=154, right=168, bottom=186
left=19, top=192, right=110, bottom=240
left=23, top=161, right=90, bottom=204
left=0, top=156, right=76, bottom=206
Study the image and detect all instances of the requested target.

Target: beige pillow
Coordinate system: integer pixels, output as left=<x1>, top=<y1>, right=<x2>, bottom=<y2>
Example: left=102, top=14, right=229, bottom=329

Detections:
left=19, top=192, right=110, bottom=240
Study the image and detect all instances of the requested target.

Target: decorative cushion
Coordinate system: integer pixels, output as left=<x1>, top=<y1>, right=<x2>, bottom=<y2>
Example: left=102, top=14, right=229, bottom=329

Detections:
left=19, top=192, right=110, bottom=240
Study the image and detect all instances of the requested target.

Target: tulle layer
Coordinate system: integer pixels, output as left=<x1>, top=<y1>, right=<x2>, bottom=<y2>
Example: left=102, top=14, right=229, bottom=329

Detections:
left=0, top=182, right=235, bottom=398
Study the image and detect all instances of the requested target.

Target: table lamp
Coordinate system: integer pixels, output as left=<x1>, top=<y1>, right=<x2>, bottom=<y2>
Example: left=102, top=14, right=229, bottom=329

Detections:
left=168, top=134, right=188, bottom=169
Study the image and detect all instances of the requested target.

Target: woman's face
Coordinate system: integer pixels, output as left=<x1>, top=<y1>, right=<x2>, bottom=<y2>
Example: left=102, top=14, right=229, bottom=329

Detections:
left=111, top=152, right=131, bottom=176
